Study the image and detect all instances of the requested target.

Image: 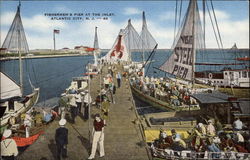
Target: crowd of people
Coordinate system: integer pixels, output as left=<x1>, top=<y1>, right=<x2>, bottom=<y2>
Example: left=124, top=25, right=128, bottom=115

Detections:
left=131, top=76, right=199, bottom=108
left=0, top=107, right=58, bottom=160
left=151, top=118, right=250, bottom=159
left=53, top=63, right=123, bottom=160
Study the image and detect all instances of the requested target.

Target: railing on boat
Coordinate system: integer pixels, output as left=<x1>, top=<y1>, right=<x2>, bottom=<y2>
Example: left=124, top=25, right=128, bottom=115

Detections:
left=151, top=147, right=250, bottom=160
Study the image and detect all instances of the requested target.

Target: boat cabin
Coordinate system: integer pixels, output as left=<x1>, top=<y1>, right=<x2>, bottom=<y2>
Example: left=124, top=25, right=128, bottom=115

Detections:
left=223, top=69, right=250, bottom=88
left=191, top=91, right=241, bottom=124
left=195, top=69, right=250, bottom=88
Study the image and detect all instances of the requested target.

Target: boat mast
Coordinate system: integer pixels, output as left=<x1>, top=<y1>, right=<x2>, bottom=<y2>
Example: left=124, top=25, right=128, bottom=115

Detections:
left=128, top=19, right=131, bottom=62
left=17, top=2, right=23, bottom=95
left=191, top=0, right=197, bottom=87
left=93, top=26, right=98, bottom=66
left=141, top=12, right=146, bottom=76
left=203, top=0, right=206, bottom=49
left=142, top=12, right=146, bottom=64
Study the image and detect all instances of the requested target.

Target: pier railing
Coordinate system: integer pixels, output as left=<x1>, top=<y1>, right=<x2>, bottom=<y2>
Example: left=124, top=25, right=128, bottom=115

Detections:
left=151, top=147, right=250, bottom=159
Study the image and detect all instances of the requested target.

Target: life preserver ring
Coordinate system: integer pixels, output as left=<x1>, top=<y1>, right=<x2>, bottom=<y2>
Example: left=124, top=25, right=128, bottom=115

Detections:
left=208, top=73, right=213, bottom=79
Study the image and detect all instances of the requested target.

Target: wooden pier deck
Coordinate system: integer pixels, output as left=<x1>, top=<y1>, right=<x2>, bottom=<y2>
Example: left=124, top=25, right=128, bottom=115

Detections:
left=18, top=64, right=150, bottom=160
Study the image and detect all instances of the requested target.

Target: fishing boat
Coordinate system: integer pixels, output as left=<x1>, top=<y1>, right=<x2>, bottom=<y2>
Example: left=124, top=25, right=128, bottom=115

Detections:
left=130, top=0, right=250, bottom=113
left=231, top=43, right=250, bottom=61
left=0, top=2, right=40, bottom=133
left=195, top=45, right=249, bottom=88
left=131, top=1, right=250, bottom=159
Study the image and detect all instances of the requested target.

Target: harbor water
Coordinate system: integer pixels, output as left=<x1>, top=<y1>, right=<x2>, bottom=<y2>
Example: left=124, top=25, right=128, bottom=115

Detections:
left=1, top=49, right=249, bottom=106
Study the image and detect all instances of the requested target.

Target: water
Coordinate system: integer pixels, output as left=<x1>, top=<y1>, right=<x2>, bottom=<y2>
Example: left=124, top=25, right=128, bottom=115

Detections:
left=0, top=49, right=249, bottom=104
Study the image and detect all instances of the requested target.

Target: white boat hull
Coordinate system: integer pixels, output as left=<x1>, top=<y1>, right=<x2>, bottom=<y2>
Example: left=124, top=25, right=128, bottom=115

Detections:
left=0, top=88, right=40, bottom=129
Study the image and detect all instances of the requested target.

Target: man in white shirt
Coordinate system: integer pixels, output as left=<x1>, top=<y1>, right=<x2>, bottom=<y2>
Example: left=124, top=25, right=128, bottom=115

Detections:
left=83, top=90, right=92, bottom=120
left=233, top=117, right=243, bottom=131
left=75, top=92, right=83, bottom=114
left=69, top=95, right=77, bottom=123
left=24, top=113, right=32, bottom=138
left=1, top=129, right=18, bottom=160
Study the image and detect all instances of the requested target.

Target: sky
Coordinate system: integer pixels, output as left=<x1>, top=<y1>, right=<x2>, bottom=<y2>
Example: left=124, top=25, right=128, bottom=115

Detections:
left=0, top=0, right=249, bottom=49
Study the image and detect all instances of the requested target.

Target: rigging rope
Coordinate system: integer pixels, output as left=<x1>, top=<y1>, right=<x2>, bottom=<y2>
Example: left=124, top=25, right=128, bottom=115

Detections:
left=174, top=0, right=178, bottom=41
left=178, top=0, right=183, bottom=28
left=35, top=64, right=84, bottom=85
left=210, top=0, right=224, bottom=49
left=206, top=1, right=221, bottom=49
left=140, top=44, right=158, bottom=71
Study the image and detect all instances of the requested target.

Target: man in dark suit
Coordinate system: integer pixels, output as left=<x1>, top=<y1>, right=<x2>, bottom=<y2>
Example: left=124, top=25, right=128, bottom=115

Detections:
left=55, top=119, right=68, bottom=160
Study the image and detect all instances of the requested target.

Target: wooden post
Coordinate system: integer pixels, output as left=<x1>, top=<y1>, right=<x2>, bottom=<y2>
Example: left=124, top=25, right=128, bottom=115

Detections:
left=227, top=103, right=231, bottom=124
left=53, top=31, right=56, bottom=50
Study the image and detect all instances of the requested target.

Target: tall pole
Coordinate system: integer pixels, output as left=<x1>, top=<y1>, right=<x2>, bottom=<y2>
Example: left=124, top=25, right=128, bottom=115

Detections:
left=203, top=0, right=206, bottom=49
left=127, top=20, right=131, bottom=62
left=17, top=5, right=23, bottom=95
left=53, top=31, right=56, bottom=50
left=88, top=63, right=91, bottom=141
left=142, top=12, right=146, bottom=77
left=191, top=0, right=197, bottom=87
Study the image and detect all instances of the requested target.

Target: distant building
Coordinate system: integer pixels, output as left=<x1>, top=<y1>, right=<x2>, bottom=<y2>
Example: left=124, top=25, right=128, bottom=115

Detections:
left=74, top=45, right=95, bottom=54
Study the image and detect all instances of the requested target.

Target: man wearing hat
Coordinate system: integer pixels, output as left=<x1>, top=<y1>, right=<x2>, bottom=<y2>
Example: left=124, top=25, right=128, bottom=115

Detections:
left=1, top=129, right=18, bottom=160
left=88, top=114, right=105, bottom=160
left=55, top=119, right=68, bottom=160
left=69, top=94, right=77, bottom=123
left=158, top=128, right=167, bottom=145
left=171, top=129, right=180, bottom=140
left=58, top=93, right=68, bottom=119
left=83, top=90, right=92, bottom=120
left=75, top=91, right=83, bottom=114
left=24, top=112, right=32, bottom=138
left=101, top=97, right=110, bottom=125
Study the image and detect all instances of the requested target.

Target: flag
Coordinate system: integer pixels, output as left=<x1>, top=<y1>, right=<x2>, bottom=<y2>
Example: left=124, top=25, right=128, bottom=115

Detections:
left=54, top=29, right=60, bottom=34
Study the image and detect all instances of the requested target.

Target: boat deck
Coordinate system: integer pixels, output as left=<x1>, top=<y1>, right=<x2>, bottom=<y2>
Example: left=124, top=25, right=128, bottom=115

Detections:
left=18, top=64, right=150, bottom=160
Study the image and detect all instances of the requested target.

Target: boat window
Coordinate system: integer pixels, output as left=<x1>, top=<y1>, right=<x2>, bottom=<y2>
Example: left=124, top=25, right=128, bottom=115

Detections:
left=221, top=81, right=223, bottom=83
left=217, top=81, right=219, bottom=83
left=242, top=71, right=247, bottom=78
left=239, top=72, right=241, bottom=78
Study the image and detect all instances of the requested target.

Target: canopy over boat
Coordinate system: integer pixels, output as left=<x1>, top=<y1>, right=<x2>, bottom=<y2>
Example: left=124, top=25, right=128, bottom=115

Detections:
left=0, top=72, right=22, bottom=100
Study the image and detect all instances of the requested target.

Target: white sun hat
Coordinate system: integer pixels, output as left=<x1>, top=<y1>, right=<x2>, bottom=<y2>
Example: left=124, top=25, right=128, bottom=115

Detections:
left=59, top=119, right=67, bottom=126
left=208, top=120, right=213, bottom=123
left=3, top=129, right=12, bottom=138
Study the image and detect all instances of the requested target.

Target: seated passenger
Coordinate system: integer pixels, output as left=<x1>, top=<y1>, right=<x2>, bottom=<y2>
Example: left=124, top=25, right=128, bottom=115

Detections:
left=206, top=137, right=221, bottom=159
left=234, top=132, right=245, bottom=146
left=206, top=120, right=216, bottom=137
left=172, top=134, right=187, bottom=151
left=214, top=119, right=223, bottom=136
left=159, top=128, right=167, bottom=144
left=197, top=123, right=206, bottom=137
left=221, top=134, right=237, bottom=152
left=233, top=117, right=243, bottom=131
left=44, top=112, right=53, bottom=123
